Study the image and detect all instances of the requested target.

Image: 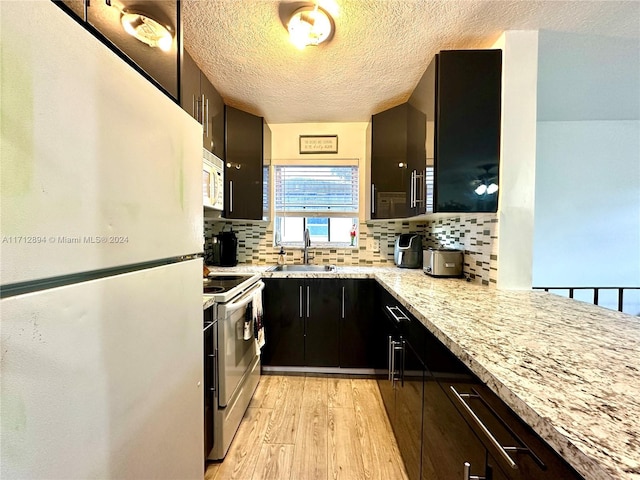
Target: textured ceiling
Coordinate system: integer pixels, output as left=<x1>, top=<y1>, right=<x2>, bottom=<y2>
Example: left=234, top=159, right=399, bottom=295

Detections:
left=183, top=0, right=640, bottom=124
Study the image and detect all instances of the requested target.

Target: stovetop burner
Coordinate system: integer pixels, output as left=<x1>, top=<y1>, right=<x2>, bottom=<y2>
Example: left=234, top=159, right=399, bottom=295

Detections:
left=203, top=273, right=257, bottom=297
left=203, top=285, right=225, bottom=294
left=207, top=275, right=246, bottom=282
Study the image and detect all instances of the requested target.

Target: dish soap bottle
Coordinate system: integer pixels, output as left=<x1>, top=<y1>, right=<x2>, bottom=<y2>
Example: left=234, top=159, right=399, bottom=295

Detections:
left=277, top=246, right=286, bottom=265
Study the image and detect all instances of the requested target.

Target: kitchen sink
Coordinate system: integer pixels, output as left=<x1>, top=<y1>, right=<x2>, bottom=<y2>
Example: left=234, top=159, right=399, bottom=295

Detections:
left=267, top=264, right=337, bottom=273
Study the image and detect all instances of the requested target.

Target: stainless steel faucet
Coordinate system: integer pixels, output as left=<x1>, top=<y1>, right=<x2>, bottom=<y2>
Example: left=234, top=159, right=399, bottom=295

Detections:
left=303, top=228, right=312, bottom=264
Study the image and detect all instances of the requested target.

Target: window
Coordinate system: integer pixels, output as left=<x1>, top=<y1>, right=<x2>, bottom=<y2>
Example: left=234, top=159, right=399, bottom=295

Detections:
left=274, top=164, right=359, bottom=246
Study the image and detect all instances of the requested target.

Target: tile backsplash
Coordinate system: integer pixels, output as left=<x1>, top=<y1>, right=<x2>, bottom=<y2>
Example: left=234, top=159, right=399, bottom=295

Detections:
left=204, top=213, right=498, bottom=286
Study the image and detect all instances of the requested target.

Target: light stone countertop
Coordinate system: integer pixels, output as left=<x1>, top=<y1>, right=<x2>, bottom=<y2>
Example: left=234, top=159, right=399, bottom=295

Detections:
left=204, top=265, right=640, bottom=480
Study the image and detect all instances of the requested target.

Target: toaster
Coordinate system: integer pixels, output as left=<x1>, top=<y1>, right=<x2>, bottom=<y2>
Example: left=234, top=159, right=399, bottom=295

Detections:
left=423, top=248, right=464, bottom=277
left=394, top=234, right=423, bottom=269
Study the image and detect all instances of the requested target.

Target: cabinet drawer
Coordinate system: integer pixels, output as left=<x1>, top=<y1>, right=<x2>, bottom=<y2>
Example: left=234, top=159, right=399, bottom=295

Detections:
left=445, top=382, right=584, bottom=480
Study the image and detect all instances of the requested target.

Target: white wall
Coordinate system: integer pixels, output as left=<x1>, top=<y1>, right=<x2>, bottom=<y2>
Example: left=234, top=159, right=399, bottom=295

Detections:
left=491, top=31, right=540, bottom=290
left=534, top=121, right=640, bottom=286
left=533, top=31, right=640, bottom=295
left=268, top=122, right=370, bottom=220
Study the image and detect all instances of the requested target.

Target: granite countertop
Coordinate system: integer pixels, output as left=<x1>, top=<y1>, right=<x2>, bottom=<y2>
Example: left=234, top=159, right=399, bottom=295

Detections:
left=204, top=265, right=640, bottom=480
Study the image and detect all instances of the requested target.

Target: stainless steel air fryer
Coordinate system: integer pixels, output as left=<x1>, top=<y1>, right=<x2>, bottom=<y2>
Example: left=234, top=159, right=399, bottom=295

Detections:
left=394, top=234, right=423, bottom=268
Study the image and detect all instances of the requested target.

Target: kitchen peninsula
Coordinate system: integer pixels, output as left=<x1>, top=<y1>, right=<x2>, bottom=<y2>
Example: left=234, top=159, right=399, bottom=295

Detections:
left=207, top=265, right=640, bottom=480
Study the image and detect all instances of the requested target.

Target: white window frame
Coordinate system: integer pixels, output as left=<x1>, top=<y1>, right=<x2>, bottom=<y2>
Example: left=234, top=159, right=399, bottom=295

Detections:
left=272, top=159, right=360, bottom=248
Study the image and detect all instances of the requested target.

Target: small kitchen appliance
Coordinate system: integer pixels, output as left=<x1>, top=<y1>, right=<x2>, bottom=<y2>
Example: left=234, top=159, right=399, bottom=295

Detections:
left=423, top=248, right=464, bottom=277
left=203, top=148, right=224, bottom=211
left=394, top=234, right=423, bottom=268
left=211, top=228, right=238, bottom=267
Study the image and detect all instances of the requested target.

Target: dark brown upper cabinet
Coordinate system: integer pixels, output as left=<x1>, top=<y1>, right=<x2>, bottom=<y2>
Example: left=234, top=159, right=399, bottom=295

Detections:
left=181, top=49, right=225, bottom=159
left=224, top=106, right=270, bottom=221
left=410, top=49, right=502, bottom=213
left=370, top=103, right=426, bottom=219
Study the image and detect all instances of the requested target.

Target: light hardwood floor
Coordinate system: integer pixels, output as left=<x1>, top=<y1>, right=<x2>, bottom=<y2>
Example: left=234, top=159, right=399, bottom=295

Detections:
left=204, top=374, right=409, bottom=480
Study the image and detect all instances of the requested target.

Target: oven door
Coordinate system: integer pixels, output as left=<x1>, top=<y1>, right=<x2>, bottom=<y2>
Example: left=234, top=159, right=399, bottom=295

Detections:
left=216, top=281, right=264, bottom=407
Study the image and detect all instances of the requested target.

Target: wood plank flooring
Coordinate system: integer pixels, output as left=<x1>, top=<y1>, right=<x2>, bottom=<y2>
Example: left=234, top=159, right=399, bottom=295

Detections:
left=205, top=374, right=409, bottom=480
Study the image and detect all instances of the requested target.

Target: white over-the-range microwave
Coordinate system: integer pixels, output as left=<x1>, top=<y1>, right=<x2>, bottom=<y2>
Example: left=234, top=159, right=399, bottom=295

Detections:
left=203, top=148, right=224, bottom=211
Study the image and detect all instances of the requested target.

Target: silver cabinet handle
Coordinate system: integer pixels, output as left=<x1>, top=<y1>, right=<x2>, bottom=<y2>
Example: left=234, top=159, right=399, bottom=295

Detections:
left=390, top=339, right=396, bottom=387
left=463, top=461, right=490, bottom=480
left=202, top=94, right=206, bottom=128
left=388, top=338, right=403, bottom=388
left=193, top=95, right=197, bottom=120
left=388, top=336, right=393, bottom=382
left=371, top=184, right=375, bottom=214
left=206, top=97, right=210, bottom=138
left=416, top=170, right=425, bottom=206
left=452, top=386, right=546, bottom=470
left=306, top=285, right=310, bottom=318
left=299, top=286, right=303, bottom=318
left=341, top=286, right=345, bottom=319
left=410, top=170, right=416, bottom=208
left=450, top=386, right=518, bottom=470
left=395, top=340, right=405, bottom=387
left=385, top=305, right=410, bottom=323
left=229, top=180, right=233, bottom=212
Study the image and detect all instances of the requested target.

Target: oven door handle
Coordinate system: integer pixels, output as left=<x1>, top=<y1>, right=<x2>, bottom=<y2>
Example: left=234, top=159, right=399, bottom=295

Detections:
left=224, top=281, right=265, bottom=314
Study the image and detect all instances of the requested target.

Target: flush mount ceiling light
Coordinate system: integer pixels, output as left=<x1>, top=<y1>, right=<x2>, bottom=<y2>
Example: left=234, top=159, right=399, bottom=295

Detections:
left=120, top=10, right=174, bottom=52
left=287, top=3, right=335, bottom=49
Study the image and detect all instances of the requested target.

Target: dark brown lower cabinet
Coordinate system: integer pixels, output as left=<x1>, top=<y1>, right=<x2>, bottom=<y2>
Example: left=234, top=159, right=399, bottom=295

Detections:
left=445, top=382, right=584, bottom=480
left=421, top=379, right=487, bottom=479
left=261, top=278, right=305, bottom=366
left=393, top=342, right=425, bottom=480
left=377, top=289, right=425, bottom=480
left=339, top=279, right=376, bottom=368
left=263, top=278, right=375, bottom=368
left=376, top=285, right=585, bottom=480
left=261, top=278, right=340, bottom=367
left=305, top=278, right=340, bottom=367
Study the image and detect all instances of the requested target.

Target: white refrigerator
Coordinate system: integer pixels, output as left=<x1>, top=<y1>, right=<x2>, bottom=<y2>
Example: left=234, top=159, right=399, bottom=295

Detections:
left=1, top=2, right=204, bottom=478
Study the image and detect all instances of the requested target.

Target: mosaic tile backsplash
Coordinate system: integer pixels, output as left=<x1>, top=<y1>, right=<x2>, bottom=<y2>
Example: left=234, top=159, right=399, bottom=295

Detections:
left=204, top=213, right=498, bottom=286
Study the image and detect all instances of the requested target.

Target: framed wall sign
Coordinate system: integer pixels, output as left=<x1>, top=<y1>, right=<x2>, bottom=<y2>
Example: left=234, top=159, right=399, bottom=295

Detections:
left=299, top=135, right=338, bottom=154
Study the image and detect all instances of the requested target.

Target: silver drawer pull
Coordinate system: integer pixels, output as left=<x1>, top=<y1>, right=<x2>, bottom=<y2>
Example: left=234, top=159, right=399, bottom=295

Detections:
left=450, top=386, right=518, bottom=470
left=385, top=305, right=410, bottom=323
left=463, top=461, right=490, bottom=480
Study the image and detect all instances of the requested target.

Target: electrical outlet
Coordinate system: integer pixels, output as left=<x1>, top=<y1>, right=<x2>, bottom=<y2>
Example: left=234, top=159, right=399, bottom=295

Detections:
left=367, top=238, right=374, bottom=251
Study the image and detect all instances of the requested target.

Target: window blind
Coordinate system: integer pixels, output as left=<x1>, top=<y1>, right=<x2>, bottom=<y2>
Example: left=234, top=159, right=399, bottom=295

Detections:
left=274, top=165, right=358, bottom=216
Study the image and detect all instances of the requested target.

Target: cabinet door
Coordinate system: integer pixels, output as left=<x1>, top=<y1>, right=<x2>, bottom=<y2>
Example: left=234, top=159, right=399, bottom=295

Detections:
left=225, top=106, right=264, bottom=220
left=371, top=104, right=410, bottom=219
left=181, top=49, right=201, bottom=121
left=339, top=279, right=375, bottom=368
left=394, top=339, right=425, bottom=480
left=436, top=50, right=501, bottom=213
left=406, top=103, right=427, bottom=217
left=375, top=289, right=398, bottom=423
left=261, top=279, right=305, bottom=366
left=421, top=379, right=487, bottom=479
left=201, top=74, right=225, bottom=158
left=305, top=279, right=340, bottom=367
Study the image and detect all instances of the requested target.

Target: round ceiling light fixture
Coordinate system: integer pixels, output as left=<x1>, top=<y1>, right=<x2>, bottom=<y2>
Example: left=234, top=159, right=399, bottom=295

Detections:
left=287, top=4, right=334, bottom=49
left=121, top=11, right=174, bottom=52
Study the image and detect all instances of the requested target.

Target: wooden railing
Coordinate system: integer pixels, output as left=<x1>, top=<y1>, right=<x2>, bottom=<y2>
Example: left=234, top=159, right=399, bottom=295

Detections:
left=533, top=287, right=640, bottom=313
